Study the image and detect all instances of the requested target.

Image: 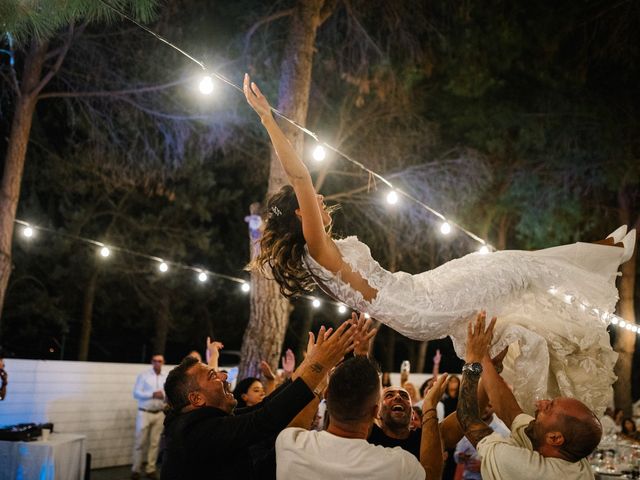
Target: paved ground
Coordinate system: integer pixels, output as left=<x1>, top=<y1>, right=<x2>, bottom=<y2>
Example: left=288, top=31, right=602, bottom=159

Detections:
left=90, top=465, right=161, bottom=480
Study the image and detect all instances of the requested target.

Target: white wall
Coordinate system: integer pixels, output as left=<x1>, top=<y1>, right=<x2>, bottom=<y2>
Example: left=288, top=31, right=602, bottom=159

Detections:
left=0, top=359, right=173, bottom=469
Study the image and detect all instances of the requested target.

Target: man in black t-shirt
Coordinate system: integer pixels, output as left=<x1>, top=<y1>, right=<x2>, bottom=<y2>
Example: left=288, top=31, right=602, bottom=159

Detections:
left=368, top=386, right=422, bottom=458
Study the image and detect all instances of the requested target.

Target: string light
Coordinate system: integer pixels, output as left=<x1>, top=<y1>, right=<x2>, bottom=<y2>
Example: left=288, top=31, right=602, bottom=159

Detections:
left=22, top=225, right=34, bottom=238
left=386, top=191, right=399, bottom=205
left=158, top=261, right=169, bottom=273
left=99, top=246, right=111, bottom=258
left=440, top=222, right=452, bottom=235
left=312, top=298, right=321, bottom=308
left=312, top=145, right=326, bottom=161
left=478, top=245, right=490, bottom=254
left=198, top=271, right=208, bottom=282
left=338, top=304, right=347, bottom=314
left=198, top=75, right=214, bottom=95
left=241, top=282, right=251, bottom=292
left=99, top=0, right=492, bottom=252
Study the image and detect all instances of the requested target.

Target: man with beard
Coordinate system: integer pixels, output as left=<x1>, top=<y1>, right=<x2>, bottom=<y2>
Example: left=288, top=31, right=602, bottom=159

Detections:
left=457, top=312, right=601, bottom=480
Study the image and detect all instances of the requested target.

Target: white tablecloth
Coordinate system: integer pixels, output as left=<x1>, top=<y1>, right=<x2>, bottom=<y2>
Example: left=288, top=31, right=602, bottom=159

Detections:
left=0, top=433, right=87, bottom=480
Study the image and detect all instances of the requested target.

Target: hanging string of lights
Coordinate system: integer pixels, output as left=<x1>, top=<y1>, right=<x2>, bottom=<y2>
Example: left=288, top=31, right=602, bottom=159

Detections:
left=13, top=218, right=354, bottom=314
left=97, top=0, right=492, bottom=252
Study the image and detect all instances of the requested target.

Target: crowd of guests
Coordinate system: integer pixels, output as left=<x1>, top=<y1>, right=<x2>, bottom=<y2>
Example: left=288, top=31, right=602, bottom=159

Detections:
left=127, top=311, right=639, bottom=480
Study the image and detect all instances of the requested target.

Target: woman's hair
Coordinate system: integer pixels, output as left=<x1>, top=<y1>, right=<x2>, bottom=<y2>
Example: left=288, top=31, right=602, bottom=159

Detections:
left=622, top=417, right=637, bottom=434
left=233, top=377, right=260, bottom=408
left=252, top=185, right=335, bottom=298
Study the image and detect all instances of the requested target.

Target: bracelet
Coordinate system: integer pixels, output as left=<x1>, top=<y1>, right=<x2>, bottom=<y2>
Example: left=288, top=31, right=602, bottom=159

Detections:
left=421, top=416, right=438, bottom=427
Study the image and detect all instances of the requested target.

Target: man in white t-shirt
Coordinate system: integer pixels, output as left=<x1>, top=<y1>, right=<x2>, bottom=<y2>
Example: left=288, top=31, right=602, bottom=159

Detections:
left=276, top=356, right=449, bottom=480
left=457, top=312, right=601, bottom=480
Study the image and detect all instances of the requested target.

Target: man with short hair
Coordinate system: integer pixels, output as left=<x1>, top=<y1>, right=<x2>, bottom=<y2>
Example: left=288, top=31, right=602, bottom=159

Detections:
left=457, top=312, right=601, bottom=480
left=131, top=354, right=167, bottom=480
left=160, top=321, right=357, bottom=480
left=276, top=356, right=449, bottom=480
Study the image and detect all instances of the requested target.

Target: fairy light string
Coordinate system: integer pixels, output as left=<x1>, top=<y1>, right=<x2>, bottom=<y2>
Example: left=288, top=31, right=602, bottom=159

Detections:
left=97, top=0, right=490, bottom=250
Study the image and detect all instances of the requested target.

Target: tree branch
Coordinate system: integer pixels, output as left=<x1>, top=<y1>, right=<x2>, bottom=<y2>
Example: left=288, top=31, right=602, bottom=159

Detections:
left=243, top=9, right=293, bottom=55
left=33, top=23, right=82, bottom=96
left=38, top=78, right=189, bottom=100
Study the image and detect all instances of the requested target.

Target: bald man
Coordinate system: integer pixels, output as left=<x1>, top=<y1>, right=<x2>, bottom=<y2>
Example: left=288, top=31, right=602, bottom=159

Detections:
left=457, top=313, right=600, bottom=480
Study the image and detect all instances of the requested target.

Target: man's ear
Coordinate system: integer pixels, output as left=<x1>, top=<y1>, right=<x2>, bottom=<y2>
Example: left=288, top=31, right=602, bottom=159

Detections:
left=545, top=431, right=565, bottom=447
left=294, top=208, right=302, bottom=219
left=188, top=391, right=205, bottom=408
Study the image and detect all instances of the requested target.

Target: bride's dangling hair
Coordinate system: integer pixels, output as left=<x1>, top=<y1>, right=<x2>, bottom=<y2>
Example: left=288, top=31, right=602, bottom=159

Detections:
left=251, top=185, right=316, bottom=297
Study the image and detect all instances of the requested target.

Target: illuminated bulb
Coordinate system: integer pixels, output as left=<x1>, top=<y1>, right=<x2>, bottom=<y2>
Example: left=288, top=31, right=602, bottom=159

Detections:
left=364, top=313, right=371, bottom=319
left=199, top=75, right=214, bottom=94
left=338, top=305, right=347, bottom=314
left=241, top=282, right=250, bottom=292
left=610, top=317, right=619, bottom=325
left=312, top=299, right=321, bottom=308
left=23, top=226, right=34, bottom=238
left=632, top=325, right=638, bottom=333
left=158, top=262, right=169, bottom=273
left=99, top=246, right=110, bottom=258
left=440, top=222, right=451, bottom=235
left=386, top=191, right=399, bottom=205
left=626, top=324, right=633, bottom=331
left=478, top=245, right=489, bottom=254
left=619, top=320, right=626, bottom=328
left=312, top=145, right=326, bottom=161
left=198, top=271, right=208, bottom=282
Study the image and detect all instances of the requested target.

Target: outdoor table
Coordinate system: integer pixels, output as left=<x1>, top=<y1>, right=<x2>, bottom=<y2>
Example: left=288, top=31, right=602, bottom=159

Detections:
left=0, top=433, right=87, bottom=480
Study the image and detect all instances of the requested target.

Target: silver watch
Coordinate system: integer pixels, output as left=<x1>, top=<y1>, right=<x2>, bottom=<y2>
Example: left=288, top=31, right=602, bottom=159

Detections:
left=462, top=362, right=483, bottom=376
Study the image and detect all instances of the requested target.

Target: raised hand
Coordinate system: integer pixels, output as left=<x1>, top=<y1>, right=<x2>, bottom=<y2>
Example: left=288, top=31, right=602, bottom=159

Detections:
left=243, top=73, right=273, bottom=121
left=433, top=349, right=442, bottom=365
left=305, top=320, right=357, bottom=373
left=351, top=312, right=377, bottom=356
left=424, top=373, right=448, bottom=410
left=465, top=311, right=496, bottom=363
left=281, top=348, right=295, bottom=377
left=206, top=337, right=224, bottom=369
left=259, top=360, right=276, bottom=381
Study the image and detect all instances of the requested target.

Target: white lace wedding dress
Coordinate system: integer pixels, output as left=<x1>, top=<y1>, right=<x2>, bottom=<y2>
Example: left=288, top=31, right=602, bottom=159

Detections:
left=304, top=236, right=623, bottom=416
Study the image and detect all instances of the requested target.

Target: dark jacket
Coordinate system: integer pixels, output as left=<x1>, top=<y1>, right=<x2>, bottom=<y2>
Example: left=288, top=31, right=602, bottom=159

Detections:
left=160, top=377, right=314, bottom=480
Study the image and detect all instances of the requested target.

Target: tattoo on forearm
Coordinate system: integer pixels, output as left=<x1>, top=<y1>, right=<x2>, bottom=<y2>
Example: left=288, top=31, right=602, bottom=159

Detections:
left=459, top=372, right=494, bottom=447
left=309, top=363, right=324, bottom=374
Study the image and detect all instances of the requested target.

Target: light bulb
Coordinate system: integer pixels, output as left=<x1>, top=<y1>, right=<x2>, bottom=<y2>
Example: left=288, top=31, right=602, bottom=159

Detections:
left=626, top=324, right=633, bottom=330
left=312, top=299, right=321, bottom=308
left=312, top=145, right=326, bottom=161
left=198, top=271, right=208, bottom=282
left=478, top=245, right=489, bottom=254
left=386, top=191, right=399, bottom=205
left=619, top=320, right=627, bottom=328
left=440, top=222, right=451, bottom=235
left=199, top=75, right=214, bottom=95
left=241, top=282, right=250, bottom=292
left=610, top=317, right=619, bottom=325
left=99, top=246, right=110, bottom=257
left=158, top=262, right=169, bottom=273
left=338, top=305, right=347, bottom=314
left=364, top=313, right=370, bottom=319
left=23, top=226, right=34, bottom=238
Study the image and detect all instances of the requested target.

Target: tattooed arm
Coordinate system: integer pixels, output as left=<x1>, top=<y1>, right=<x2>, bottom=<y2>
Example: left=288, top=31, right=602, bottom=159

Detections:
left=457, top=312, right=499, bottom=448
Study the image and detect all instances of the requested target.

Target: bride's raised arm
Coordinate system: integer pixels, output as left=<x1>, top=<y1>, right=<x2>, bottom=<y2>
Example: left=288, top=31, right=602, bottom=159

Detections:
left=243, top=74, right=330, bottom=257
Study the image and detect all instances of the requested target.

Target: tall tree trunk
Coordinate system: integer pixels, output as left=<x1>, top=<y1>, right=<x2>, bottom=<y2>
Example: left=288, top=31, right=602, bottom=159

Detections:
left=613, top=201, right=638, bottom=416
left=0, top=40, right=48, bottom=328
left=152, top=294, right=170, bottom=355
left=240, top=0, right=335, bottom=378
left=78, top=268, right=99, bottom=361
left=415, top=341, right=428, bottom=373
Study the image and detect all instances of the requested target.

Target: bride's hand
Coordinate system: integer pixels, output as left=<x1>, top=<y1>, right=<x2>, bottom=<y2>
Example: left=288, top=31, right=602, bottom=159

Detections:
left=243, top=73, right=273, bottom=121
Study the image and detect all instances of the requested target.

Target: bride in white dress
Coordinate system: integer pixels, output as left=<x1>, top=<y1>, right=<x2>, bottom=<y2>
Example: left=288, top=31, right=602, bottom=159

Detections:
left=243, top=74, right=635, bottom=416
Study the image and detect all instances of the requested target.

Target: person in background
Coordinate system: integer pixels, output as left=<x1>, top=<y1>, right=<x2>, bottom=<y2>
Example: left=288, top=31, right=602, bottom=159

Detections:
left=131, top=354, right=167, bottom=480
left=0, top=356, right=7, bottom=401
left=234, top=377, right=266, bottom=408
left=621, top=418, right=640, bottom=442
left=600, top=408, right=618, bottom=436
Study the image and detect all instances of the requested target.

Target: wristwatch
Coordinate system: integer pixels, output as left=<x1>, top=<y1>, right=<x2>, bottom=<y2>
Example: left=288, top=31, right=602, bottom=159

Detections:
left=462, top=362, right=483, bottom=376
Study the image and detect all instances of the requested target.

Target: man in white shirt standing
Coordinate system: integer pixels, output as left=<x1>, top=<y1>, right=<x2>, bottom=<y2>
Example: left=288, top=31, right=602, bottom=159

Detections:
left=458, top=312, right=601, bottom=480
left=131, top=354, right=167, bottom=480
left=276, top=356, right=449, bottom=480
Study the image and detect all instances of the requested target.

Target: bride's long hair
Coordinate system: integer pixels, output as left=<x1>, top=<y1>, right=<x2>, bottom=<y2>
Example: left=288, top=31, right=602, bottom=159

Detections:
left=252, top=185, right=336, bottom=298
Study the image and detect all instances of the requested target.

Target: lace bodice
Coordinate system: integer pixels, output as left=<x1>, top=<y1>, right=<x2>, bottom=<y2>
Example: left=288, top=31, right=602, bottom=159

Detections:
left=304, top=236, right=621, bottom=416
